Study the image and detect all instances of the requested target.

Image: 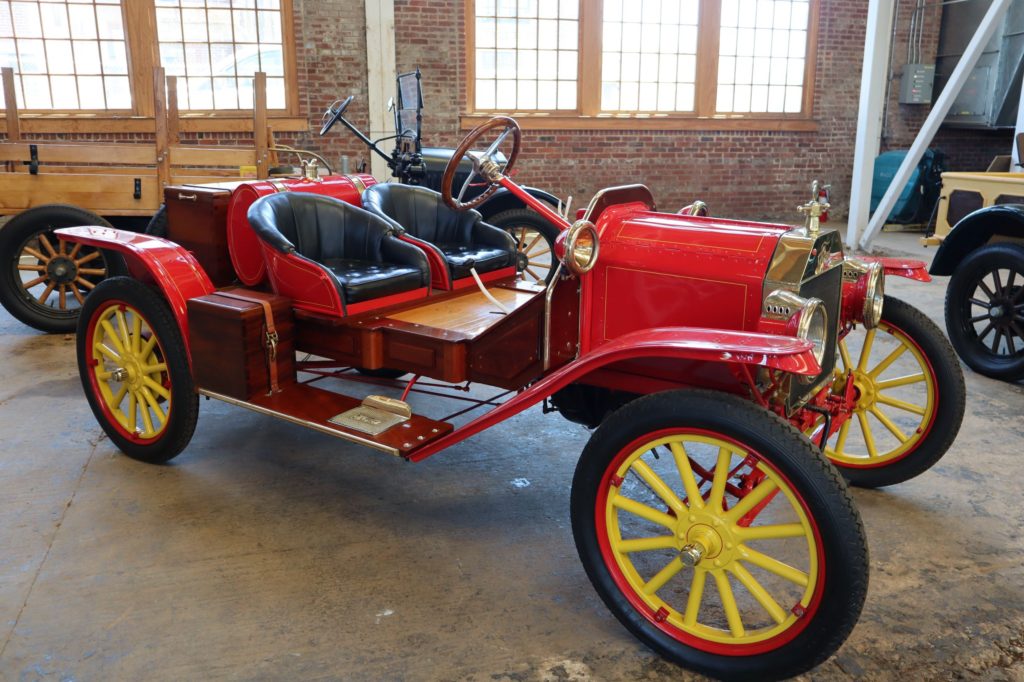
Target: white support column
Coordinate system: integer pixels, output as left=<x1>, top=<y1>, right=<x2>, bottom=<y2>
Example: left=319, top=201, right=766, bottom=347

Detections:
left=847, top=0, right=895, bottom=249
left=858, top=0, right=1011, bottom=251
left=1012, top=80, right=1024, bottom=168
left=365, top=0, right=396, bottom=181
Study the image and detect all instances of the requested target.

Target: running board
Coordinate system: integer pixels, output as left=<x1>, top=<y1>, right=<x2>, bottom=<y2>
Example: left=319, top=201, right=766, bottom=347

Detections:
left=198, top=383, right=453, bottom=457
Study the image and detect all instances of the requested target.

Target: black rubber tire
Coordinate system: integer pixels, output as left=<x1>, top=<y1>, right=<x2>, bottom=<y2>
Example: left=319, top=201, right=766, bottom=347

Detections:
left=0, top=204, right=114, bottom=332
left=76, top=277, right=198, bottom=464
left=571, top=389, right=868, bottom=682
left=144, top=205, right=168, bottom=238
left=486, top=208, right=560, bottom=284
left=355, top=367, right=408, bottom=380
left=944, top=242, right=1024, bottom=381
left=834, top=296, right=966, bottom=488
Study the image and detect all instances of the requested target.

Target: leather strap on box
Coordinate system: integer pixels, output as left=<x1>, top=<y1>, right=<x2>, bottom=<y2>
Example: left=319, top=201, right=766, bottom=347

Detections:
left=216, top=291, right=281, bottom=394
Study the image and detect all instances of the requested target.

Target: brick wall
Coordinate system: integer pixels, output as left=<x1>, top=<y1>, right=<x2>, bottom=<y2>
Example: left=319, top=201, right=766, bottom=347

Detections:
left=1, top=0, right=1014, bottom=221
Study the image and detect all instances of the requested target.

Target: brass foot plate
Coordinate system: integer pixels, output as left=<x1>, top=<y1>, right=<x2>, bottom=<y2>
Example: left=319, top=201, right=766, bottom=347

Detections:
left=329, top=395, right=412, bottom=435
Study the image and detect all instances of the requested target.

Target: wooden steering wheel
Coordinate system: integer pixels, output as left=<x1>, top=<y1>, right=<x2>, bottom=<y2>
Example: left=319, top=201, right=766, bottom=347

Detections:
left=441, top=116, right=521, bottom=211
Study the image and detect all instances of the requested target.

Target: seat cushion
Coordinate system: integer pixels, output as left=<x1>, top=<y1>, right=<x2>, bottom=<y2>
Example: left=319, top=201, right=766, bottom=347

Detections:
left=439, top=244, right=514, bottom=279
left=322, top=258, right=425, bottom=304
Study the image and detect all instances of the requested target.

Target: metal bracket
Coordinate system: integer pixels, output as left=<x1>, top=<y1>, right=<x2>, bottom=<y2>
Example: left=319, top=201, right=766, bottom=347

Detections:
left=23, top=144, right=38, bottom=175
left=133, top=178, right=142, bottom=200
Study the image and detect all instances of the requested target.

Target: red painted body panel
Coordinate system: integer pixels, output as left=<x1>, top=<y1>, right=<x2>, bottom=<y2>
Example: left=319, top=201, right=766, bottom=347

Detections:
left=858, top=256, right=932, bottom=282
left=261, top=247, right=347, bottom=317
left=407, top=327, right=818, bottom=461
left=399, top=233, right=451, bottom=290
left=226, top=174, right=378, bottom=286
left=54, top=226, right=215, bottom=350
left=584, top=207, right=789, bottom=353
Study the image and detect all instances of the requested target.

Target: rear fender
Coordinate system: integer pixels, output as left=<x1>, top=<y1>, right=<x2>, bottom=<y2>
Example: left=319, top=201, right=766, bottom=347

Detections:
left=930, top=204, right=1024, bottom=275
left=55, top=226, right=215, bottom=341
left=407, top=327, right=818, bottom=461
left=857, top=255, right=932, bottom=282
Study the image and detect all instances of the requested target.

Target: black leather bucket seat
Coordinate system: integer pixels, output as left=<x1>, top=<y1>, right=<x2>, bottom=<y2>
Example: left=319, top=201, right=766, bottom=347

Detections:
left=248, top=193, right=429, bottom=305
left=361, top=184, right=516, bottom=280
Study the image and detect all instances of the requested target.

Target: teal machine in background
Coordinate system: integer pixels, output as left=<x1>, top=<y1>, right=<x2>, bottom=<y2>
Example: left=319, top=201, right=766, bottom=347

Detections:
left=871, top=149, right=946, bottom=224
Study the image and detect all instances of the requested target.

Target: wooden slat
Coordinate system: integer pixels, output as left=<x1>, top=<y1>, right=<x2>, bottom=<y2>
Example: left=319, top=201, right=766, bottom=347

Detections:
left=167, top=76, right=181, bottom=145
left=0, top=142, right=155, bottom=165
left=123, top=0, right=158, bottom=117
left=4, top=165, right=159, bottom=176
left=169, top=146, right=257, bottom=167
left=386, top=288, right=537, bottom=339
left=153, top=66, right=171, bottom=189
left=802, top=0, right=822, bottom=117
left=578, top=0, right=602, bottom=117
left=170, top=174, right=250, bottom=186
left=2, top=67, right=18, bottom=141
left=458, top=113, right=819, bottom=132
left=0, top=173, right=161, bottom=212
left=253, top=72, right=268, bottom=179
left=695, top=0, right=722, bottom=117
left=281, top=0, right=300, bottom=116
left=465, top=1, right=476, bottom=113
left=0, top=116, right=308, bottom=135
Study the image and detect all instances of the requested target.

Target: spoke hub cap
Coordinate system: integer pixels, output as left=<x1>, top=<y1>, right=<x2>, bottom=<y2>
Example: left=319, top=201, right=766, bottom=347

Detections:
left=678, top=511, right=735, bottom=567
left=515, top=250, right=529, bottom=271
left=850, top=370, right=877, bottom=410
left=46, top=256, right=78, bottom=285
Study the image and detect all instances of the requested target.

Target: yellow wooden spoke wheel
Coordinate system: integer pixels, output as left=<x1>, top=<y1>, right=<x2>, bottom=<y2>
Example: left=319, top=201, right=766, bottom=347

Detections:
left=813, top=296, right=965, bottom=488
left=572, top=390, right=867, bottom=680
left=77, top=277, right=198, bottom=463
left=88, top=302, right=171, bottom=440
left=604, top=433, right=819, bottom=647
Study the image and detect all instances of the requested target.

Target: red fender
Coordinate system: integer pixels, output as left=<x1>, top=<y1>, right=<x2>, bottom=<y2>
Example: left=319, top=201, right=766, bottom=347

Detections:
left=407, top=327, right=819, bottom=462
left=54, top=226, right=215, bottom=346
left=858, top=256, right=932, bottom=282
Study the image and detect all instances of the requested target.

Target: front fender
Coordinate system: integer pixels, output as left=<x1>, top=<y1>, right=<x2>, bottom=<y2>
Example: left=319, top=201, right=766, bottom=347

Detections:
left=857, top=256, right=932, bottom=282
left=55, top=226, right=215, bottom=339
left=930, top=204, right=1024, bottom=275
left=407, top=327, right=818, bottom=462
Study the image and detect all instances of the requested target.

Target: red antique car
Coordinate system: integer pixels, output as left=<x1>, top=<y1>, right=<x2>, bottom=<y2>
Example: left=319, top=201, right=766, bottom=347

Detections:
left=57, top=117, right=964, bottom=680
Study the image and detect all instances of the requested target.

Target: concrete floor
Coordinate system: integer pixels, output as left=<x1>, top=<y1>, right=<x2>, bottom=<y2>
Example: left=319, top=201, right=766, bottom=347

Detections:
left=1, top=231, right=1023, bottom=681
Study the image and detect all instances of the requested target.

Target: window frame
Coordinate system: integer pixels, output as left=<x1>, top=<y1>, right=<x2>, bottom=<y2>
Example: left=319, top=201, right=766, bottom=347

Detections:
left=462, top=0, right=820, bottom=131
left=1, top=0, right=302, bottom=132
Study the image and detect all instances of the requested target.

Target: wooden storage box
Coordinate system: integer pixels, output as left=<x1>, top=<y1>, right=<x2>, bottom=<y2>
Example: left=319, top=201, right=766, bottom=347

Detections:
left=165, top=182, right=242, bottom=286
left=187, top=290, right=296, bottom=400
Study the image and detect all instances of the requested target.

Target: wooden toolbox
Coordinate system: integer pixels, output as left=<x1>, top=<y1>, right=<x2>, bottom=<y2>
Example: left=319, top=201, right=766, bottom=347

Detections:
left=165, top=182, right=245, bottom=287
left=187, top=289, right=296, bottom=401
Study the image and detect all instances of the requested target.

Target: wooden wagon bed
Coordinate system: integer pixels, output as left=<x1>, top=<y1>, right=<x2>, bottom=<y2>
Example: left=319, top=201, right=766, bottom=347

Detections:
left=0, top=67, right=283, bottom=217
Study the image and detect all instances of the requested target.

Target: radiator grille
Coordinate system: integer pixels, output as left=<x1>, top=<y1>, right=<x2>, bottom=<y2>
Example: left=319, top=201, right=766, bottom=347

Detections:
left=787, top=265, right=842, bottom=412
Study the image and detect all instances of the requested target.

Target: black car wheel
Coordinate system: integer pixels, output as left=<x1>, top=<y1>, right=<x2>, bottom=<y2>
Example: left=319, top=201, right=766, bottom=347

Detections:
left=487, top=208, right=560, bottom=284
left=0, top=204, right=116, bottom=332
left=945, top=242, right=1024, bottom=381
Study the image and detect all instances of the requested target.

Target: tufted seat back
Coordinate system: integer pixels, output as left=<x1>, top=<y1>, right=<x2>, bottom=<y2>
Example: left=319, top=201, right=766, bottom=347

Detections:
left=248, top=193, right=429, bottom=305
left=362, top=184, right=516, bottom=280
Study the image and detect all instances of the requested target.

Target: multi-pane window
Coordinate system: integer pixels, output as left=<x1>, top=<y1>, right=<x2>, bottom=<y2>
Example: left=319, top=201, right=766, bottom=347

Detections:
left=469, top=0, right=816, bottom=119
left=717, top=0, right=809, bottom=113
left=601, top=0, right=699, bottom=112
left=0, top=0, right=130, bottom=110
left=155, top=0, right=286, bottom=110
left=0, top=0, right=292, bottom=113
left=474, top=0, right=579, bottom=111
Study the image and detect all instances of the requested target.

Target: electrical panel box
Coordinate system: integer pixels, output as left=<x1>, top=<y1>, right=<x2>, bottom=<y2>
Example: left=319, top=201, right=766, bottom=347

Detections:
left=900, top=64, right=936, bottom=104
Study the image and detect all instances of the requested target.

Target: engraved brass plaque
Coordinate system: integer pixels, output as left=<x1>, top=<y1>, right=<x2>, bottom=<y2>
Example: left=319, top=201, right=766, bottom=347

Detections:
left=330, top=406, right=409, bottom=435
